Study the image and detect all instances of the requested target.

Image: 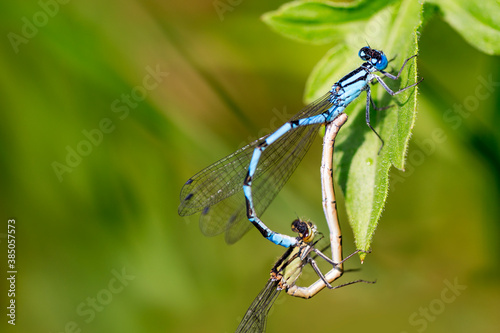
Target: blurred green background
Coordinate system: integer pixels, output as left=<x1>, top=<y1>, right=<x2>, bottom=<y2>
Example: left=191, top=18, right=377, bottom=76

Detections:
left=1, top=1, right=499, bottom=332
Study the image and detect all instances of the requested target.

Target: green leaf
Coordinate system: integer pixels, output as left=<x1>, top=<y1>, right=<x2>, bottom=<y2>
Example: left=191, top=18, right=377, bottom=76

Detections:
left=425, top=0, right=500, bottom=55
left=262, top=0, right=398, bottom=45
left=264, top=0, right=424, bottom=259
left=336, top=1, right=423, bottom=258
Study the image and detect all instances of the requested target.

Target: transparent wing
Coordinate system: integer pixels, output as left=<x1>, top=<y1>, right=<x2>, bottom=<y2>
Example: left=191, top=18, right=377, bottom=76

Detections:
left=178, top=93, right=333, bottom=243
left=235, top=279, right=281, bottom=333
left=236, top=231, right=328, bottom=332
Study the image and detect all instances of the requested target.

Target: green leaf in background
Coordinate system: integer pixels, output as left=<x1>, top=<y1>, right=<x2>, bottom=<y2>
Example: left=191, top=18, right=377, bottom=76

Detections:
left=262, top=0, right=398, bottom=45
left=264, top=0, right=423, bottom=258
left=425, top=0, right=500, bottom=55
left=262, top=0, right=394, bottom=44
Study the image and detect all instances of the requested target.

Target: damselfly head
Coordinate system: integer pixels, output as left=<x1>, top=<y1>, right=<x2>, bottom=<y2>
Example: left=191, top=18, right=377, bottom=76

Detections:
left=359, top=46, right=388, bottom=71
left=291, top=219, right=317, bottom=243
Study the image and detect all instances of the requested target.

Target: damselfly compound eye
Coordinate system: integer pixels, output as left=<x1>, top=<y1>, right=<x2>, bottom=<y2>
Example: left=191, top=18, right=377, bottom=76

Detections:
left=359, top=46, right=371, bottom=61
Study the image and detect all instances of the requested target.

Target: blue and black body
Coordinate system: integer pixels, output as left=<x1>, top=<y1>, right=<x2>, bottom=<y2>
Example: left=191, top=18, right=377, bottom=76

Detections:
left=179, top=46, right=422, bottom=247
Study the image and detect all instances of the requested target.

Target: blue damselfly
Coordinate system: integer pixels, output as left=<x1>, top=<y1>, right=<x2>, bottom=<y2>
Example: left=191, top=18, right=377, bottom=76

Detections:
left=179, top=46, right=422, bottom=248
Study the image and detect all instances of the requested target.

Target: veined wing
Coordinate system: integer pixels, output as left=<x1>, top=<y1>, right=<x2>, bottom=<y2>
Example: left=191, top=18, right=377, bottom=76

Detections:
left=178, top=93, right=334, bottom=243
left=235, top=279, right=281, bottom=333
